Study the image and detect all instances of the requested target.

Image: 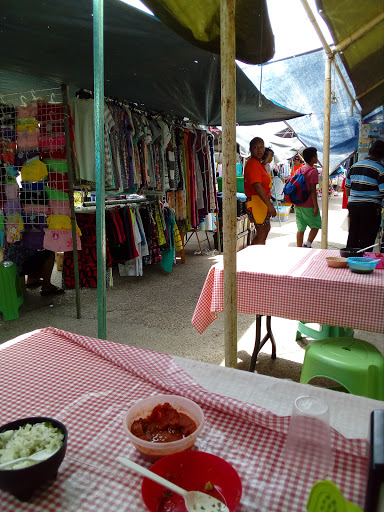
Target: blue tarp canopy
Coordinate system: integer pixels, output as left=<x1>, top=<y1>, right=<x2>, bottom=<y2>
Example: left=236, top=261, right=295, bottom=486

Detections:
left=242, top=49, right=360, bottom=172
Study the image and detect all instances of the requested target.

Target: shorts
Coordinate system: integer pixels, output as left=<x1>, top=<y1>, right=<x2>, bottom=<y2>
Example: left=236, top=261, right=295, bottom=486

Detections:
left=295, top=206, right=322, bottom=232
left=246, top=207, right=270, bottom=226
left=246, top=197, right=270, bottom=226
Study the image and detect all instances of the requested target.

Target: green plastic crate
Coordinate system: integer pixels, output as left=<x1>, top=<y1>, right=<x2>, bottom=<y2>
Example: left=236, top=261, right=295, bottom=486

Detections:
left=217, top=176, right=244, bottom=193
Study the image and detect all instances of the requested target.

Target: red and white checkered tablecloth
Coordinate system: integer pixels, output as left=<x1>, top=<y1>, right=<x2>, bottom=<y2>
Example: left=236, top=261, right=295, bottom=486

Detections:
left=0, top=327, right=369, bottom=511
left=192, top=246, right=384, bottom=334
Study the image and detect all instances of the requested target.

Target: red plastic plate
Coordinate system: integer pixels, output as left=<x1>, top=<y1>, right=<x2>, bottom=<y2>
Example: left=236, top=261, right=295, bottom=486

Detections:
left=141, top=450, right=242, bottom=512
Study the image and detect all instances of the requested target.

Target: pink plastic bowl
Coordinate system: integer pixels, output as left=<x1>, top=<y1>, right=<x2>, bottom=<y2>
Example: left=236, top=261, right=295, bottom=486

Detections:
left=122, top=394, right=205, bottom=459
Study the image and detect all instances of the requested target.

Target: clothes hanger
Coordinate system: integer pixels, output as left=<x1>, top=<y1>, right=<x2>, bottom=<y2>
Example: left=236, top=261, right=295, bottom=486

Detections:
left=48, top=93, right=60, bottom=104
left=30, top=90, right=41, bottom=102
left=20, top=95, right=28, bottom=107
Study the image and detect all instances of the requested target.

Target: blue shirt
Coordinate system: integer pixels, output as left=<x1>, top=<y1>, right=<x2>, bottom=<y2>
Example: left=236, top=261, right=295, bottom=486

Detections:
left=345, top=158, right=384, bottom=205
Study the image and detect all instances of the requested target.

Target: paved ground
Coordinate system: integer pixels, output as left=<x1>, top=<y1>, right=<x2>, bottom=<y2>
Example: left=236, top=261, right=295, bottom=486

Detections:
left=1, top=194, right=382, bottom=385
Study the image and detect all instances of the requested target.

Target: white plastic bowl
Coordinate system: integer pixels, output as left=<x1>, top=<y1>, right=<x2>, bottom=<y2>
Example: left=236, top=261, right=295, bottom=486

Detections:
left=123, top=394, right=204, bottom=459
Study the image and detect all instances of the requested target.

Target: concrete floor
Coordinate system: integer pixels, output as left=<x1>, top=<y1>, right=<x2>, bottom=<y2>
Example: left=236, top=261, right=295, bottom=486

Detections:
left=1, top=194, right=383, bottom=385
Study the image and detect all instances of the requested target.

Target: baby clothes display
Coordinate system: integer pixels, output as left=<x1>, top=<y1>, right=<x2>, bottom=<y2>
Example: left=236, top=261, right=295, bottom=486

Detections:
left=0, top=95, right=78, bottom=263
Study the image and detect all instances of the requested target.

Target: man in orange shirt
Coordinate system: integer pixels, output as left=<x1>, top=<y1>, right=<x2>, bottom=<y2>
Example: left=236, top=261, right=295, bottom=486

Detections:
left=244, top=137, right=276, bottom=244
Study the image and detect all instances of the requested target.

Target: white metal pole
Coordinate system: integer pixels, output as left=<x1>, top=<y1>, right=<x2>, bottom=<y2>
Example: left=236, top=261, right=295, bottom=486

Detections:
left=220, top=0, right=237, bottom=368
left=321, top=57, right=332, bottom=249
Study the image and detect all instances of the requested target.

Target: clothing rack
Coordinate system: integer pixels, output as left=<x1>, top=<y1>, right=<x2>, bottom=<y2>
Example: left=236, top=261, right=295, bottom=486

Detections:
left=80, top=197, right=152, bottom=208
left=75, top=88, right=199, bottom=129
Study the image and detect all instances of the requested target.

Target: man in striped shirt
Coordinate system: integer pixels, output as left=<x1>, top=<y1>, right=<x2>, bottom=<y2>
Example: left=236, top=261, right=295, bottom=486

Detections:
left=345, top=139, right=384, bottom=250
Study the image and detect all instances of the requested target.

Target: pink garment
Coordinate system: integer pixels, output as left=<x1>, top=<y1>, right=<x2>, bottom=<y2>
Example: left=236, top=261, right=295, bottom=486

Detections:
left=6, top=222, right=22, bottom=243
left=22, top=204, right=50, bottom=214
left=294, top=164, right=319, bottom=208
left=49, top=200, right=71, bottom=215
left=17, top=128, right=40, bottom=150
left=4, top=183, right=19, bottom=200
left=43, top=229, right=81, bottom=252
left=17, top=104, right=38, bottom=118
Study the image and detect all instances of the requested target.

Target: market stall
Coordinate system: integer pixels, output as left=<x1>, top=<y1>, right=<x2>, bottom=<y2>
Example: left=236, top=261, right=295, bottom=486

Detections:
left=0, top=0, right=304, bottom=353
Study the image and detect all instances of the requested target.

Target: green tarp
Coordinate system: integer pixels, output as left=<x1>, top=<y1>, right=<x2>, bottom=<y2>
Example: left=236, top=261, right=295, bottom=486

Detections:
left=316, top=0, right=384, bottom=116
left=142, top=0, right=275, bottom=64
left=0, top=0, right=303, bottom=126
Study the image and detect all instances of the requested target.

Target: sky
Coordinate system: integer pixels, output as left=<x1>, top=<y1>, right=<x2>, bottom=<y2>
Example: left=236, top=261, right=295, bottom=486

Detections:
left=119, top=0, right=334, bottom=63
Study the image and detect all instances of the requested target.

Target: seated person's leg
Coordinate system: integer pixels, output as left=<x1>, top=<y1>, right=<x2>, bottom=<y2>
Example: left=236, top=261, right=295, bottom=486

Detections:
left=23, top=250, right=64, bottom=295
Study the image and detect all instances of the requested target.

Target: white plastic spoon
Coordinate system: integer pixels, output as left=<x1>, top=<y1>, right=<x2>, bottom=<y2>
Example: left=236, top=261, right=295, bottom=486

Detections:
left=0, top=449, right=58, bottom=469
left=356, top=243, right=377, bottom=253
left=117, top=456, right=229, bottom=512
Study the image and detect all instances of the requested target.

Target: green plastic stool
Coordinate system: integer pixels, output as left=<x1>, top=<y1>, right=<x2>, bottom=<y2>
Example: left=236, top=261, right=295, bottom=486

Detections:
left=300, top=337, right=384, bottom=401
left=296, top=322, right=354, bottom=341
left=0, top=261, right=24, bottom=321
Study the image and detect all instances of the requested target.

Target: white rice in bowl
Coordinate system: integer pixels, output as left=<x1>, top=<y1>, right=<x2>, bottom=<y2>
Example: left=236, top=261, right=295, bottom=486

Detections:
left=0, top=422, right=64, bottom=469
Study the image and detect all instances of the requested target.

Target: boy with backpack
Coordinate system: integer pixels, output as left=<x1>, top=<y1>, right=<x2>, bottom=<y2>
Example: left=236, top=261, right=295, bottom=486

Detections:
left=291, top=147, right=321, bottom=247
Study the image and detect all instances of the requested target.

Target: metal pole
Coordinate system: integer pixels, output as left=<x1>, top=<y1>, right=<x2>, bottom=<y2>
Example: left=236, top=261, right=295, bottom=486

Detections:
left=221, top=0, right=237, bottom=368
left=61, top=83, right=81, bottom=319
left=93, top=0, right=106, bottom=339
left=321, top=57, right=332, bottom=249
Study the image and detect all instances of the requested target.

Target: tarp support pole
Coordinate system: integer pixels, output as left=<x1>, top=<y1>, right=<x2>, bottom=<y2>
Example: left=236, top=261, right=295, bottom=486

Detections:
left=332, top=12, right=384, bottom=53
left=221, top=0, right=237, bottom=368
left=300, top=0, right=333, bottom=56
left=321, top=57, right=332, bottom=249
left=61, top=83, right=81, bottom=319
left=93, top=0, right=106, bottom=339
left=301, top=0, right=361, bottom=115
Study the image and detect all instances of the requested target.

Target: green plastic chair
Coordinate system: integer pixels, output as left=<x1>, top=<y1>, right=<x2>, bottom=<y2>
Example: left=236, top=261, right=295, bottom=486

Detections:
left=300, top=337, right=384, bottom=401
left=296, top=322, right=354, bottom=341
left=0, top=261, right=24, bottom=321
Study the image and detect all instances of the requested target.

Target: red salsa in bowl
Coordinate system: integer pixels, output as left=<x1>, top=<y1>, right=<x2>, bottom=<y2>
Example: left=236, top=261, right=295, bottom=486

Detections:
left=123, top=395, right=205, bottom=459
left=131, top=403, right=197, bottom=443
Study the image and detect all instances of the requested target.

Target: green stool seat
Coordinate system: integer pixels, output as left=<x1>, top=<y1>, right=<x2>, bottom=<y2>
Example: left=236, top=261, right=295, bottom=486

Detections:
left=0, top=261, right=24, bottom=321
left=296, top=322, right=354, bottom=341
left=300, top=337, right=384, bottom=401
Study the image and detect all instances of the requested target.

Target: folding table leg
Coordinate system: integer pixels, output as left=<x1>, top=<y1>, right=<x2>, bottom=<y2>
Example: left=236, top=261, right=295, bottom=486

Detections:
left=249, top=315, right=277, bottom=372
left=205, top=231, right=212, bottom=250
left=194, top=231, right=203, bottom=253
left=249, top=315, right=262, bottom=372
left=266, top=315, right=277, bottom=359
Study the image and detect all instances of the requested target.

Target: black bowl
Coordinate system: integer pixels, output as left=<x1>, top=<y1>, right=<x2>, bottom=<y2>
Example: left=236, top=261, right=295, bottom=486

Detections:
left=340, top=247, right=365, bottom=258
left=0, top=417, right=68, bottom=501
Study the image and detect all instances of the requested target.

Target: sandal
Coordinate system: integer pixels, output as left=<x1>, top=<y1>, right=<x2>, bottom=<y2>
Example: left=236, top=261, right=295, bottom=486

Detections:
left=40, top=286, right=65, bottom=296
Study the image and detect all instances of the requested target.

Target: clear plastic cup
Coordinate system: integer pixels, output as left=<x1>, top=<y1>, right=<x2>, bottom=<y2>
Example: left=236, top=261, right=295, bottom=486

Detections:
left=283, top=395, right=334, bottom=480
